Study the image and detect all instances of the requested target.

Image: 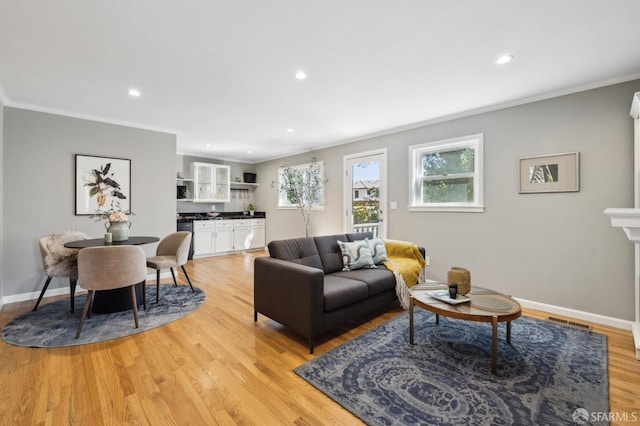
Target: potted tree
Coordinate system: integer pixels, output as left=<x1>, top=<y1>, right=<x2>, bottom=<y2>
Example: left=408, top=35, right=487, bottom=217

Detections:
left=279, top=158, right=323, bottom=237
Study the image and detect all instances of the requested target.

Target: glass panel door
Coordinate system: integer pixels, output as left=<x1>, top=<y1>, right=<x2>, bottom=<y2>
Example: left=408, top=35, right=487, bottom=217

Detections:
left=213, top=165, right=230, bottom=202
left=194, top=163, right=213, bottom=201
left=344, top=150, right=387, bottom=238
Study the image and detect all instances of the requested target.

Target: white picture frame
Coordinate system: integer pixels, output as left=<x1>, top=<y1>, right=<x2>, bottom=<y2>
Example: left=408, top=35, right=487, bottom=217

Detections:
left=519, top=152, right=579, bottom=194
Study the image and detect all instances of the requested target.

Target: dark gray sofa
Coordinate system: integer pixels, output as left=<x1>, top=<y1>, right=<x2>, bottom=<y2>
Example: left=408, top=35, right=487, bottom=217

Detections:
left=253, top=232, right=424, bottom=353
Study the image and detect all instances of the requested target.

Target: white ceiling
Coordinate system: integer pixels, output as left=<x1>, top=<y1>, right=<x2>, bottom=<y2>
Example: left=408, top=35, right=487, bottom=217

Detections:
left=1, top=1, right=640, bottom=164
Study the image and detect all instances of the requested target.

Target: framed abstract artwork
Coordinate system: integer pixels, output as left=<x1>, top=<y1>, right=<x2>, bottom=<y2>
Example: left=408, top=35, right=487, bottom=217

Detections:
left=75, top=154, right=131, bottom=215
left=519, top=152, right=579, bottom=194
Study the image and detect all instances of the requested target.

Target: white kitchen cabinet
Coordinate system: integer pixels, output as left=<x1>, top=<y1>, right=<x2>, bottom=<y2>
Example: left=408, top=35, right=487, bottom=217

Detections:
left=193, top=221, right=215, bottom=256
left=192, top=218, right=266, bottom=258
left=214, top=221, right=234, bottom=253
left=192, top=162, right=231, bottom=203
left=249, top=219, right=266, bottom=249
left=233, top=220, right=252, bottom=251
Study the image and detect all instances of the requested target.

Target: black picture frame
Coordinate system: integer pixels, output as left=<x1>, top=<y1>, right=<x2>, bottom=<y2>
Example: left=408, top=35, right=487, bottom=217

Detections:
left=75, top=154, right=131, bottom=215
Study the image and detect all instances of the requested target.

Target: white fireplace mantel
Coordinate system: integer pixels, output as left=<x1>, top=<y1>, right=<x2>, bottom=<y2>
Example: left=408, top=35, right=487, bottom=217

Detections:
left=604, top=208, right=640, bottom=359
left=604, top=91, right=640, bottom=360
left=604, top=208, right=640, bottom=243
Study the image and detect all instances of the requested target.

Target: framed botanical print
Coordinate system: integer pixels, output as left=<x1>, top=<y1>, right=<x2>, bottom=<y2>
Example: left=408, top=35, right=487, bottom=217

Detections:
left=75, top=154, right=131, bottom=215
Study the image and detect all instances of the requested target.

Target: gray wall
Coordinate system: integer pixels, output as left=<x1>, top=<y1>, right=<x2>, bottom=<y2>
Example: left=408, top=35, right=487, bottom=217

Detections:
left=3, top=108, right=177, bottom=298
left=0, top=103, right=4, bottom=302
left=255, top=80, right=640, bottom=321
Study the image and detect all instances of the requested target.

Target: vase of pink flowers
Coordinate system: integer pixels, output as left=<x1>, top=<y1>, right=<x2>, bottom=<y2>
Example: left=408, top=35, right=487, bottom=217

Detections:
left=91, top=202, right=133, bottom=242
left=104, top=211, right=131, bottom=241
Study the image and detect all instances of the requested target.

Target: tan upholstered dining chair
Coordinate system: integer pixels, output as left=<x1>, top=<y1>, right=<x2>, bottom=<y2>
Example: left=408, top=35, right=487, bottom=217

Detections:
left=75, top=245, right=147, bottom=339
left=145, top=231, right=194, bottom=304
left=35, top=230, right=88, bottom=313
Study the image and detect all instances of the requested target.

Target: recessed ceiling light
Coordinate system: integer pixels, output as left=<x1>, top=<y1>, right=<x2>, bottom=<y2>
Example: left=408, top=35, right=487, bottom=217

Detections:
left=295, top=71, right=307, bottom=80
left=496, top=55, right=513, bottom=65
left=206, top=143, right=212, bottom=147
left=247, top=150, right=252, bottom=154
left=128, top=88, right=141, bottom=97
left=286, top=128, right=294, bottom=133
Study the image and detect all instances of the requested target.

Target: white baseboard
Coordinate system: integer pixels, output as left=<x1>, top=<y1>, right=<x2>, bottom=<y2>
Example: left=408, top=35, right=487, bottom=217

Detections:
left=1, top=271, right=173, bottom=306
left=516, top=297, right=633, bottom=331
left=421, top=280, right=632, bottom=331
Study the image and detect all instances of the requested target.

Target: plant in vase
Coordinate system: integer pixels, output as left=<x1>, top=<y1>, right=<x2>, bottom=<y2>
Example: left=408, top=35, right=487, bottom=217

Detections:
left=247, top=204, right=256, bottom=216
left=90, top=200, right=134, bottom=242
left=279, top=157, right=323, bottom=237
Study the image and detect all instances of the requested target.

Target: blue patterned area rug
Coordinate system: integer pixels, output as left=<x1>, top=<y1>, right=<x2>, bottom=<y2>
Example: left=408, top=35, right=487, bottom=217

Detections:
left=295, top=310, right=609, bottom=425
left=2, top=286, right=205, bottom=347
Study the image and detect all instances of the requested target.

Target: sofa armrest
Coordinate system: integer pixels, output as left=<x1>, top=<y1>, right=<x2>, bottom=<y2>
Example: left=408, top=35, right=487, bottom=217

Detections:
left=254, top=257, right=325, bottom=342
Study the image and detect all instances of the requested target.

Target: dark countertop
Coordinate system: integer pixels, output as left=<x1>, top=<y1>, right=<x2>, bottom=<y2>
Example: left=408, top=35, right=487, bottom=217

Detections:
left=177, top=212, right=266, bottom=222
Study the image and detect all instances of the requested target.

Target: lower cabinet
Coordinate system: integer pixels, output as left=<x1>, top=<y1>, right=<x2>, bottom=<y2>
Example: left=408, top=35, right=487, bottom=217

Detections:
left=193, top=221, right=214, bottom=256
left=249, top=219, right=266, bottom=249
left=214, top=221, right=234, bottom=253
left=233, top=220, right=252, bottom=251
left=193, top=218, right=266, bottom=258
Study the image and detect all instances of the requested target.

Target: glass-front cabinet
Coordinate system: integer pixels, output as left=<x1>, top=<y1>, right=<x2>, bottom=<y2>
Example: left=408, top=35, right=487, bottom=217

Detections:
left=192, top=162, right=231, bottom=202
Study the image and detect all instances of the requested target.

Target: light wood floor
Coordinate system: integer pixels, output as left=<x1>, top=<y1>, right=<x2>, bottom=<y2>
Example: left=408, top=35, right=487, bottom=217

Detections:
left=1, top=251, right=639, bottom=425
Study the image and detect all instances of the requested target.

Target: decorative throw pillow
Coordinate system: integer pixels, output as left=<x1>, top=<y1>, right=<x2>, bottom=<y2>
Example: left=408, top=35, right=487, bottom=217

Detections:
left=337, top=240, right=377, bottom=271
left=365, top=237, right=390, bottom=264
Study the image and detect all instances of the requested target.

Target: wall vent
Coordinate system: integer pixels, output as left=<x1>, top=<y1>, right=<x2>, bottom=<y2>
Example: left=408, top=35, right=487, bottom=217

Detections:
left=547, top=316, right=592, bottom=331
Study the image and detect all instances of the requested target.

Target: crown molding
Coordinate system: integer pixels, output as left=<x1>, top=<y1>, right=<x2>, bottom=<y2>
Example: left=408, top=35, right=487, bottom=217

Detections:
left=251, top=73, right=640, bottom=165
left=4, top=100, right=178, bottom=136
left=176, top=150, right=255, bottom=165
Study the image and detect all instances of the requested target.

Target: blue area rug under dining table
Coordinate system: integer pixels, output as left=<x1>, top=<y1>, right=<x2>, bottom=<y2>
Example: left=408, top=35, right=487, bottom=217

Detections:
left=2, top=285, right=205, bottom=347
left=295, top=309, right=609, bottom=425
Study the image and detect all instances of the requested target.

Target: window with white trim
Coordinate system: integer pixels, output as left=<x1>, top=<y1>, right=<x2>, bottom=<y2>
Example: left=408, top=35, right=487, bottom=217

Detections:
left=409, top=134, right=484, bottom=212
left=277, top=161, right=325, bottom=209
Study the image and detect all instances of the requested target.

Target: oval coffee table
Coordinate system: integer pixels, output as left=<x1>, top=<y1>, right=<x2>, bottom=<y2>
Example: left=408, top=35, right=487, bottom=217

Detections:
left=409, top=284, right=522, bottom=374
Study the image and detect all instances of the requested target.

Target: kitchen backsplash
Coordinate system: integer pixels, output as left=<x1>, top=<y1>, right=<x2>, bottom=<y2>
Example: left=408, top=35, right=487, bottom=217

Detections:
left=177, top=188, right=255, bottom=214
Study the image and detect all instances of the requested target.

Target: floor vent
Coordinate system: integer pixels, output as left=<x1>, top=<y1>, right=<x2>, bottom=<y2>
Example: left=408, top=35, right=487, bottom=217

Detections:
left=547, top=316, right=592, bottom=331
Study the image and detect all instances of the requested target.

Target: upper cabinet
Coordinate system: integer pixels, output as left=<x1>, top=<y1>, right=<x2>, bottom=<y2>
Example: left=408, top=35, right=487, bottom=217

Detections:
left=192, top=162, right=231, bottom=202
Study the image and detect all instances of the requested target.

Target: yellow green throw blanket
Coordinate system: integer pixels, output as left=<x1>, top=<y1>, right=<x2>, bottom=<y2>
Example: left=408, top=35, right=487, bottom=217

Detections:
left=383, top=240, right=426, bottom=309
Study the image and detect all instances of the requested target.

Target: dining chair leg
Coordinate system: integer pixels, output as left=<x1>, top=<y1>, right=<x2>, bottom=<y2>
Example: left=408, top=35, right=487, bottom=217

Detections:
left=156, top=269, right=161, bottom=303
left=170, top=268, right=177, bottom=286
left=181, top=265, right=194, bottom=292
left=140, top=281, right=146, bottom=310
left=75, top=290, right=94, bottom=339
left=33, top=276, right=52, bottom=311
left=130, top=286, right=139, bottom=329
left=69, top=277, right=78, bottom=313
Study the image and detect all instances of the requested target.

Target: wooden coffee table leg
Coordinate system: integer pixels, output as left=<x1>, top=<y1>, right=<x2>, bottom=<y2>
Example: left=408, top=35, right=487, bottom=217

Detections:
left=492, top=316, right=498, bottom=375
left=506, top=321, right=512, bottom=344
left=435, top=313, right=439, bottom=325
left=409, top=297, right=414, bottom=345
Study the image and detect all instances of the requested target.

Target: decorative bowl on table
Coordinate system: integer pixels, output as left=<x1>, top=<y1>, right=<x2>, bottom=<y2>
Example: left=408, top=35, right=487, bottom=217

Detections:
left=207, top=211, right=220, bottom=218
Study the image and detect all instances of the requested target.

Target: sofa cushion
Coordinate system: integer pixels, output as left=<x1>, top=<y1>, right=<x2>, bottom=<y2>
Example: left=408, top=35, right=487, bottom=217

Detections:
left=314, top=234, right=349, bottom=274
left=346, top=232, right=373, bottom=241
left=337, top=240, right=376, bottom=271
left=331, top=267, right=396, bottom=297
left=267, top=237, right=323, bottom=270
left=323, top=275, right=369, bottom=311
